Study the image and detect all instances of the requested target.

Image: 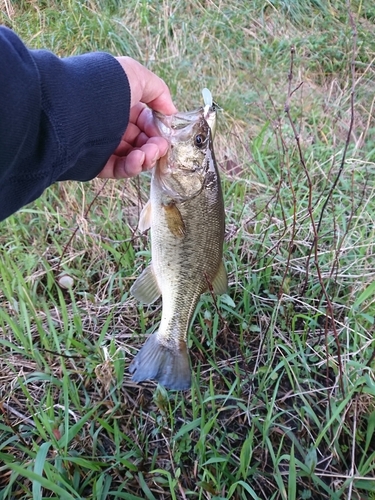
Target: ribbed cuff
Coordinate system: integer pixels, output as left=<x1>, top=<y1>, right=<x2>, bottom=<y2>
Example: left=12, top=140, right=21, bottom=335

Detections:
left=31, top=50, right=131, bottom=182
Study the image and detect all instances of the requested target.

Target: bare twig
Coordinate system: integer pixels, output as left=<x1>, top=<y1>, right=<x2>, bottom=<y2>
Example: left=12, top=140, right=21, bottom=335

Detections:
left=301, top=0, right=358, bottom=290
left=56, top=179, right=110, bottom=272
left=347, top=397, right=358, bottom=500
left=1, top=401, right=36, bottom=427
left=310, top=1, right=358, bottom=275
left=284, top=46, right=345, bottom=396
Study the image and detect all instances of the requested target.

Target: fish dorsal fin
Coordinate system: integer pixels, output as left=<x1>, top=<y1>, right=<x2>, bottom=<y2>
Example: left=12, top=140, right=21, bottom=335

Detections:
left=139, top=200, right=152, bottom=232
left=130, top=264, right=161, bottom=304
left=163, top=202, right=186, bottom=238
left=211, top=260, right=228, bottom=295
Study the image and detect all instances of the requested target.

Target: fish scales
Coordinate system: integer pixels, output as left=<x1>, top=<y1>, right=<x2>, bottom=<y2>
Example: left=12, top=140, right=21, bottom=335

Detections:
left=152, top=172, right=224, bottom=337
left=129, top=91, right=227, bottom=390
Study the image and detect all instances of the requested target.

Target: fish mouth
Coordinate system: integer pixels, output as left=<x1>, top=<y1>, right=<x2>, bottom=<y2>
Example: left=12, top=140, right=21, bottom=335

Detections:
left=153, top=108, right=206, bottom=143
left=154, top=103, right=217, bottom=141
left=154, top=108, right=202, bottom=130
left=152, top=105, right=217, bottom=202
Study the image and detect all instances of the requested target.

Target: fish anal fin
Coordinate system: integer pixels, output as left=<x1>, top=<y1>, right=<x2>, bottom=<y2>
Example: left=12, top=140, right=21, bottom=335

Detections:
left=163, top=202, right=186, bottom=238
left=139, top=200, right=152, bottom=233
left=130, top=264, right=161, bottom=304
left=129, top=334, right=191, bottom=390
left=211, top=260, right=228, bottom=295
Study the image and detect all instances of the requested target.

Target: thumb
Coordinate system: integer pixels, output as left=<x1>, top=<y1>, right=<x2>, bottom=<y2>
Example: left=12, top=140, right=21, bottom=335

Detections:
left=115, top=56, right=177, bottom=115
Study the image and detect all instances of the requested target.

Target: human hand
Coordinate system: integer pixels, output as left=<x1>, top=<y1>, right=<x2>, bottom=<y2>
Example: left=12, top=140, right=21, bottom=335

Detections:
left=98, top=57, right=177, bottom=179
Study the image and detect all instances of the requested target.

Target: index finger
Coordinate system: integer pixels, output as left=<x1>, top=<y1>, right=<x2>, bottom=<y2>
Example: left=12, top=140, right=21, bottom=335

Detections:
left=130, top=105, right=163, bottom=138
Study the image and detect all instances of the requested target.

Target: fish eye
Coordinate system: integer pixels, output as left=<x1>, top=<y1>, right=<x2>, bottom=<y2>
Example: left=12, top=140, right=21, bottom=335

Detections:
left=194, top=134, right=206, bottom=148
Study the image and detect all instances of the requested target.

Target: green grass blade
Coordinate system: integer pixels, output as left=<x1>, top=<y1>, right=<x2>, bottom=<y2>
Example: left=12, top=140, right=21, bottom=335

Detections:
left=33, top=441, right=52, bottom=500
left=6, top=463, right=77, bottom=500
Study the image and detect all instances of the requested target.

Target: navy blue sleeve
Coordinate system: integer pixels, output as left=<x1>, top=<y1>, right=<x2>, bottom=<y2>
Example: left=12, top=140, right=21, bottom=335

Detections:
left=0, top=26, right=131, bottom=221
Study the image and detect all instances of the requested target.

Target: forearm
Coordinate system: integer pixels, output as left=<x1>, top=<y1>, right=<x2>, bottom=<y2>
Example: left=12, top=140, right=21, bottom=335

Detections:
left=0, top=26, right=130, bottom=221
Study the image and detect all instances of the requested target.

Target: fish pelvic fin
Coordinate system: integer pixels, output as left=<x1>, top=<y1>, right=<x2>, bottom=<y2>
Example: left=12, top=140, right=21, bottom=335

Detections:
left=129, top=334, right=191, bottom=390
left=212, top=260, right=228, bottom=295
left=130, top=264, right=161, bottom=304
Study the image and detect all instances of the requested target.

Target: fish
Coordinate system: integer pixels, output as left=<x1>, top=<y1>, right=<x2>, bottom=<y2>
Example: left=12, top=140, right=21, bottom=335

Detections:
left=128, top=89, right=227, bottom=390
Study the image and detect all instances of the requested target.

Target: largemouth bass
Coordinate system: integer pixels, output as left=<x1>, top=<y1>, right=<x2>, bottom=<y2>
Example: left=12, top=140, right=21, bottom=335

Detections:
left=129, top=89, right=227, bottom=390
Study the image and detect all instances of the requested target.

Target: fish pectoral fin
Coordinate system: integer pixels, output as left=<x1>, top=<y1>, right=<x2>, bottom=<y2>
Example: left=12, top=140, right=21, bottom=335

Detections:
left=212, top=260, right=228, bottom=295
left=163, top=202, right=186, bottom=238
left=129, top=335, right=191, bottom=390
left=138, top=200, right=152, bottom=232
left=130, top=264, right=161, bottom=304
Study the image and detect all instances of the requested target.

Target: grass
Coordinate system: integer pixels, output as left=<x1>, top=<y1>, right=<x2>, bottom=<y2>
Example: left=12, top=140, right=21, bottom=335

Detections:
left=1, top=0, right=375, bottom=498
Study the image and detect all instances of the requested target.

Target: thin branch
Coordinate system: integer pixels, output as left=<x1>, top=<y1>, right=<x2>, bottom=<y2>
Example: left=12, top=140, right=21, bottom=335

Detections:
left=347, top=398, right=358, bottom=500
left=301, top=0, right=358, bottom=295
left=56, top=179, right=109, bottom=273
left=284, top=46, right=345, bottom=396
left=315, top=3, right=357, bottom=237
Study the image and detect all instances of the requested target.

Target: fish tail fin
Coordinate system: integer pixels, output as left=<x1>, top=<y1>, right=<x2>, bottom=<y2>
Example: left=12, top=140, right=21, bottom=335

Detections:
left=129, top=334, right=191, bottom=390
